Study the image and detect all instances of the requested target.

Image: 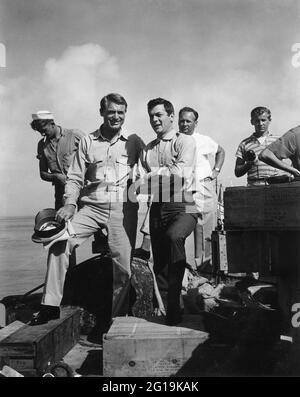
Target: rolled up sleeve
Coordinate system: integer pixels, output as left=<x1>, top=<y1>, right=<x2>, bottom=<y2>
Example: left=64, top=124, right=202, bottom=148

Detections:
left=64, top=137, right=87, bottom=205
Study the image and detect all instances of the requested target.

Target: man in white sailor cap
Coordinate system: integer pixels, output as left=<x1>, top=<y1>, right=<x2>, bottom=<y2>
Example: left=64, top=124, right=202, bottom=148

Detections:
left=31, top=110, right=84, bottom=210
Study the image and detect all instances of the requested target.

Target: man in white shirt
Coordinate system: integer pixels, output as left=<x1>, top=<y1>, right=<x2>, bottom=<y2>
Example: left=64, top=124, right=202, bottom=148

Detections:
left=178, top=107, right=225, bottom=270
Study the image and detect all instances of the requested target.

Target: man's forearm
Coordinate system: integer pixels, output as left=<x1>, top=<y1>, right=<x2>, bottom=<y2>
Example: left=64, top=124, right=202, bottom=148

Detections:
left=235, top=162, right=253, bottom=177
left=259, top=148, right=299, bottom=176
left=40, top=171, right=56, bottom=182
left=214, top=146, right=225, bottom=171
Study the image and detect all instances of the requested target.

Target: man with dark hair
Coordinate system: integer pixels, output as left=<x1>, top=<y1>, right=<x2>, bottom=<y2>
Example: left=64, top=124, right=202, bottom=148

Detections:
left=30, top=93, right=144, bottom=343
left=234, top=106, right=287, bottom=186
left=139, top=97, right=197, bottom=325
left=31, top=111, right=84, bottom=210
left=178, top=106, right=225, bottom=269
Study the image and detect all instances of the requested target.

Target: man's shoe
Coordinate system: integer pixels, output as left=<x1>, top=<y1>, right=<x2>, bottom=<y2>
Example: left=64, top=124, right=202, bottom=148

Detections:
left=166, top=311, right=182, bottom=326
left=29, top=305, right=60, bottom=326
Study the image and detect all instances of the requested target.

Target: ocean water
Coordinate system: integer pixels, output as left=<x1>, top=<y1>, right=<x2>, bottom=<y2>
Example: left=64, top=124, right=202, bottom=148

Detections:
left=0, top=216, right=97, bottom=300
left=0, top=213, right=194, bottom=301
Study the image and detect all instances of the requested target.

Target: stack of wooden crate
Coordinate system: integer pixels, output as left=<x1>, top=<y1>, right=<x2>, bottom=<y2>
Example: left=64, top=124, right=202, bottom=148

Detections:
left=0, top=306, right=80, bottom=376
left=223, top=182, right=300, bottom=275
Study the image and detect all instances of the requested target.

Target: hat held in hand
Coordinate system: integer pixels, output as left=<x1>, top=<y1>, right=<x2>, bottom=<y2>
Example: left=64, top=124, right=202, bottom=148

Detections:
left=32, top=208, right=67, bottom=243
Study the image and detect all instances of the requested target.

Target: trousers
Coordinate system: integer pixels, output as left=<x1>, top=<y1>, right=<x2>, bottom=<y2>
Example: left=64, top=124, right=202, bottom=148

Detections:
left=41, top=200, right=138, bottom=318
left=150, top=203, right=197, bottom=320
left=193, top=179, right=217, bottom=266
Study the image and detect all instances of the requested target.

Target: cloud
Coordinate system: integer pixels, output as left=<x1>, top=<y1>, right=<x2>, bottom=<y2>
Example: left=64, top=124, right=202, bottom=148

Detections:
left=43, top=44, right=120, bottom=131
left=0, top=43, right=121, bottom=215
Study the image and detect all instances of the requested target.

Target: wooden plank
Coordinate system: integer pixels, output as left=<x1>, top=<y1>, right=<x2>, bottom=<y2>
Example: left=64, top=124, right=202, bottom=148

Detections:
left=0, top=303, right=6, bottom=328
left=224, top=183, right=300, bottom=230
left=103, top=316, right=209, bottom=377
left=0, top=321, right=25, bottom=342
left=0, top=306, right=81, bottom=376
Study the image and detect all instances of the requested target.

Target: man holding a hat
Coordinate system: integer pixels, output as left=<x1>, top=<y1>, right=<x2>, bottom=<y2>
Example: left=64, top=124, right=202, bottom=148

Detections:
left=31, top=110, right=84, bottom=210
left=30, top=93, right=144, bottom=344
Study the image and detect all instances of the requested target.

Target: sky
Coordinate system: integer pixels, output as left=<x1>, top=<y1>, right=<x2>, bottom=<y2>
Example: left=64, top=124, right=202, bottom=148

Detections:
left=0, top=0, right=300, bottom=216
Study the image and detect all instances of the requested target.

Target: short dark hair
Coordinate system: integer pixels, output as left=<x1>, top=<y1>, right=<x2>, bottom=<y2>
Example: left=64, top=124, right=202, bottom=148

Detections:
left=100, top=93, right=128, bottom=113
left=250, top=106, right=271, bottom=121
left=179, top=107, right=199, bottom=121
left=147, top=97, right=174, bottom=116
left=30, top=119, right=54, bottom=131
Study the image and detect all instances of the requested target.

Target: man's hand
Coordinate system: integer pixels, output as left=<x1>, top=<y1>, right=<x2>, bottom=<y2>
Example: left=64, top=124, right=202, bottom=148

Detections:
left=56, top=204, right=76, bottom=222
left=291, top=168, right=300, bottom=178
left=211, top=169, right=220, bottom=180
left=53, top=173, right=67, bottom=185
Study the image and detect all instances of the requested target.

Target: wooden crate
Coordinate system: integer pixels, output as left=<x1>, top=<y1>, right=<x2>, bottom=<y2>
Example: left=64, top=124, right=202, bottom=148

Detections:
left=0, top=306, right=80, bottom=376
left=224, top=182, right=300, bottom=230
left=103, top=316, right=209, bottom=377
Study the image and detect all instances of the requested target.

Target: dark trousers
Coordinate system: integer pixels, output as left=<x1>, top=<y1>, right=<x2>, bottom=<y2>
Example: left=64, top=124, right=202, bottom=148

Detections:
left=54, top=183, right=65, bottom=211
left=150, top=203, right=197, bottom=321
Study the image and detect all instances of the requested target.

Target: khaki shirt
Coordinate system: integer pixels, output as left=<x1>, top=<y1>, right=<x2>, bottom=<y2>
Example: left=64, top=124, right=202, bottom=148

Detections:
left=64, top=127, right=144, bottom=205
left=140, top=129, right=196, bottom=204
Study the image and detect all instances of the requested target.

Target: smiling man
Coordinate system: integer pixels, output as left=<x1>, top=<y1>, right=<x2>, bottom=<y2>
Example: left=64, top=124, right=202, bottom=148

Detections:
left=234, top=106, right=287, bottom=185
left=30, top=93, right=144, bottom=344
left=140, top=97, right=197, bottom=325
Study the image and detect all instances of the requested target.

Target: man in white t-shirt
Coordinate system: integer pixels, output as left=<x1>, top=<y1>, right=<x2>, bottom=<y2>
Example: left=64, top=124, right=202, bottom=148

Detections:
left=179, top=107, right=225, bottom=270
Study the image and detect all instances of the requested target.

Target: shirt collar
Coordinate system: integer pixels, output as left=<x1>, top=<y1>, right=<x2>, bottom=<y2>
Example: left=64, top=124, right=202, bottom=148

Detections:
left=251, top=132, right=270, bottom=141
left=91, top=125, right=128, bottom=142
left=60, top=127, right=66, bottom=137
left=48, top=126, right=64, bottom=142
left=158, top=128, right=177, bottom=141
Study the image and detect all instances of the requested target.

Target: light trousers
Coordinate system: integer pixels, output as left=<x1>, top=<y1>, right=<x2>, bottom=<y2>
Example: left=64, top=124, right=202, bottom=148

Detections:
left=41, top=200, right=138, bottom=317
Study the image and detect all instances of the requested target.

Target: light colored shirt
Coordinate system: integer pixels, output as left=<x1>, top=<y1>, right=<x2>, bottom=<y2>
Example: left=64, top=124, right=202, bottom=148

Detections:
left=235, top=132, right=286, bottom=184
left=140, top=129, right=196, bottom=204
left=64, top=126, right=144, bottom=205
left=192, top=133, right=218, bottom=181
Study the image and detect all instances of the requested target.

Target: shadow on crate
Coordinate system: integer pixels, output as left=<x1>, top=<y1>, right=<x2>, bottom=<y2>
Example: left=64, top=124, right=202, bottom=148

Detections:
left=76, top=348, right=103, bottom=377
left=175, top=307, right=283, bottom=377
left=62, top=255, right=113, bottom=333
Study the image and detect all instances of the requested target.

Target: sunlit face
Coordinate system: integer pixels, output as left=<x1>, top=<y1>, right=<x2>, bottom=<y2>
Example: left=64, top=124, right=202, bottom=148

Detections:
left=178, top=111, right=198, bottom=135
left=148, top=104, right=174, bottom=137
left=101, top=101, right=126, bottom=132
left=251, top=112, right=271, bottom=137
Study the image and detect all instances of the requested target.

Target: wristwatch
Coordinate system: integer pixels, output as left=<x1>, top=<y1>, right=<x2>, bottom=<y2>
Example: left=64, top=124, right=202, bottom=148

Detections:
left=214, top=167, right=220, bottom=172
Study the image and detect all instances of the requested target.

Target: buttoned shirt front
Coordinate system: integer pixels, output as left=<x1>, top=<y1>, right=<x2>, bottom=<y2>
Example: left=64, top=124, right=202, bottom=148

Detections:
left=140, top=129, right=196, bottom=204
left=64, top=126, right=144, bottom=205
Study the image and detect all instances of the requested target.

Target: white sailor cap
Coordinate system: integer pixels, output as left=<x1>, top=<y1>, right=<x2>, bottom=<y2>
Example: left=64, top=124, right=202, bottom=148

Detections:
left=32, top=110, right=54, bottom=121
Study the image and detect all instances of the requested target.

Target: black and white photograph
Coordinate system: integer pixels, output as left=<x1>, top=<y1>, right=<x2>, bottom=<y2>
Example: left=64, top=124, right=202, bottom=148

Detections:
left=0, top=0, right=300, bottom=382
